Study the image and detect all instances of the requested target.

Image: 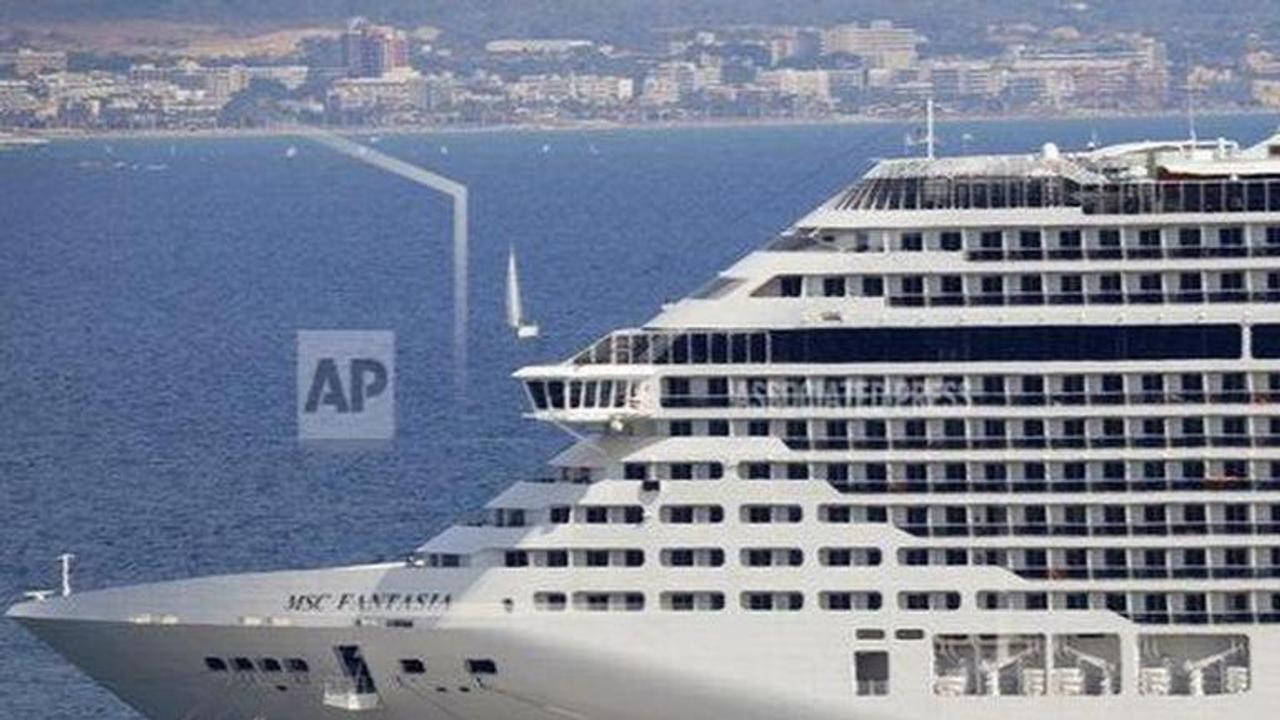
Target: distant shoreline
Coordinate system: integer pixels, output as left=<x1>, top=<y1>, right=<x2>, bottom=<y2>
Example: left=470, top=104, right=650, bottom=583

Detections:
left=24, top=106, right=1279, bottom=143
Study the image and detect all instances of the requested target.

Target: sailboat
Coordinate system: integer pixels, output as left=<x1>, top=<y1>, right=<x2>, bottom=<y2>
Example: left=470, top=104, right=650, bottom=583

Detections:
left=506, top=246, right=540, bottom=339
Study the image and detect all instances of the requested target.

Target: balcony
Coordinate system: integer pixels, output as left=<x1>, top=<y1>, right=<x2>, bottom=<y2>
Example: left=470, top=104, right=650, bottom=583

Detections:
left=825, top=476, right=1280, bottom=497
left=882, top=289, right=1280, bottom=308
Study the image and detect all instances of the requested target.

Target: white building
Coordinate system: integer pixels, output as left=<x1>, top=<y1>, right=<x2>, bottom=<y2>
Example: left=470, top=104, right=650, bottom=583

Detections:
left=640, top=75, right=681, bottom=106
left=573, top=75, right=635, bottom=105
left=1253, top=79, right=1280, bottom=108
left=0, top=48, right=68, bottom=77
left=757, top=69, right=832, bottom=102
left=485, top=39, right=594, bottom=55
left=245, top=66, right=310, bottom=91
left=329, top=68, right=424, bottom=112
left=822, top=20, right=925, bottom=69
left=928, top=59, right=1004, bottom=100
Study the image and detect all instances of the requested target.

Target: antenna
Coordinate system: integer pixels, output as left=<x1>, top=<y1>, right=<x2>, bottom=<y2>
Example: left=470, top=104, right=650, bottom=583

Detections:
left=58, top=553, right=74, bottom=597
left=926, top=97, right=936, bottom=160
left=1187, top=83, right=1198, bottom=145
left=1186, top=50, right=1198, bottom=146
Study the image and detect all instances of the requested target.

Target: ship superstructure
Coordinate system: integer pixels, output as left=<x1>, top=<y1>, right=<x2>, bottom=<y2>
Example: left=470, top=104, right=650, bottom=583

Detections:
left=10, top=132, right=1280, bottom=720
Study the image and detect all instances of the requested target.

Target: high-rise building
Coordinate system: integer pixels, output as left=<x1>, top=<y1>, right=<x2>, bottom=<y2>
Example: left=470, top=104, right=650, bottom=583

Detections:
left=341, top=18, right=410, bottom=78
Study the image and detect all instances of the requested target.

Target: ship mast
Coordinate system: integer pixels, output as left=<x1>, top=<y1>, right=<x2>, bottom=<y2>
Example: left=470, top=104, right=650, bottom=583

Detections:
left=926, top=97, right=936, bottom=160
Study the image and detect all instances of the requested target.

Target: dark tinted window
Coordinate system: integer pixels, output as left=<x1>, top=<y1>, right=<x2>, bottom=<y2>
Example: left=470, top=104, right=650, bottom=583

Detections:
left=1256, top=324, right=1280, bottom=358
left=771, top=325, right=1239, bottom=364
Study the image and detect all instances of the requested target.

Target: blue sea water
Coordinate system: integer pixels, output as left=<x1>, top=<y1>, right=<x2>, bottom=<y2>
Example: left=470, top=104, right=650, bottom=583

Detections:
left=1, top=113, right=1276, bottom=719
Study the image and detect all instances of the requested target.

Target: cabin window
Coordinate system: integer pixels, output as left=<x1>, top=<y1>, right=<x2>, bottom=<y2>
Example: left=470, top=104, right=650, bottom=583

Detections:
left=204, top=657, right=227, bottom=672
left=779, top=275, right=803, bottom=297
left=662, top=592, right=725, bottom=611
left=400, top=659, right=426, bottom=674
left=742, top=592, right=803, bottom=611
left=535, top=592, right=567, bottom=611
left=466, top=659, right=498, bottom=675
left=854, top=651, right=890, bottom=695
left=526, top=381, right=547, bottom=409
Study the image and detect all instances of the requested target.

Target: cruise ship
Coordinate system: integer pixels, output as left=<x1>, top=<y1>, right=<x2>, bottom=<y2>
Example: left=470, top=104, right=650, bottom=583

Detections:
left=10, top=130, right=1280, bottom=720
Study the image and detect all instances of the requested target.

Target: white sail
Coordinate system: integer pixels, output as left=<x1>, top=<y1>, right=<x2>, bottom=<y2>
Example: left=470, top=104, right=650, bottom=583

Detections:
left=507, top=246, right=539, bottom=338
left=506, top=246, right=523, bottom=328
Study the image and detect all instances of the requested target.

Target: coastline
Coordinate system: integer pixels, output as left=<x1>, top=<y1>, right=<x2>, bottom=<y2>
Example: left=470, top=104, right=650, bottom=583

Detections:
left=24, top=106, right=1280, bottom=143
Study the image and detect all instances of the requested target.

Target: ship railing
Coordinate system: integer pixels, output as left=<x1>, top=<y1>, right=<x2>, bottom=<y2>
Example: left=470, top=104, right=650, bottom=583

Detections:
left=966, top=244, right=1280, bottom=262
left=827, top=478, right=1280, bottom=495
left=1080, top=178, right=1280, bottom=216
left=897, top=522, right=1280, bottom=539
left=1010, top=567, right=1280, bottom=581
left=1122, top=612, right=1280, bottom=625
left=661, top=390, right=1280, bottom=409
left=885, top=290, right=1280, bottom=308
left=572, top=329, right=771, bottom=366
left=842, top=175, right=1280, bottom=217
left=783, top=434, right=1276, bottom=452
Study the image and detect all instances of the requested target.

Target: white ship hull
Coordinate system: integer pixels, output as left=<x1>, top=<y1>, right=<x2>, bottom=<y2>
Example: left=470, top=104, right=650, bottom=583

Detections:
left=9, top=558, right=1280, bottom=720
